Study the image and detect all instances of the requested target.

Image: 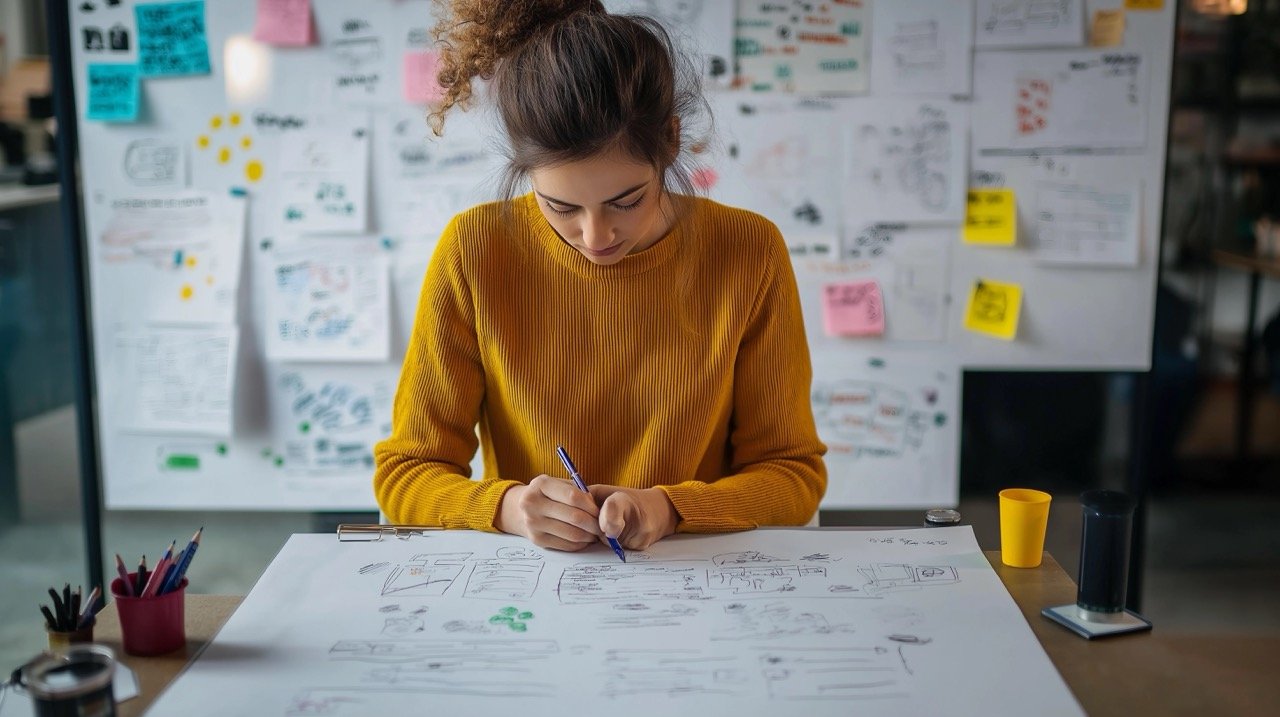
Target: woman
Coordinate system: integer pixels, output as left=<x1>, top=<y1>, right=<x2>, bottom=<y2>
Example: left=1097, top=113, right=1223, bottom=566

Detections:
left=374, top=0, right=826, bottom=552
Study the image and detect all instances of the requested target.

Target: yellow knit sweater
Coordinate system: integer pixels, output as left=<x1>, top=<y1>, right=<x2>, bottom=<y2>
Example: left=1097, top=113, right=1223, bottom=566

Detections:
left=373, top=193, right=827, bottom=532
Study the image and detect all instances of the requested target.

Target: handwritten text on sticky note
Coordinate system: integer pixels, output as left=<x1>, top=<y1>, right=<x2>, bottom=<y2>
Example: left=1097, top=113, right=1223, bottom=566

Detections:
left=136, top=0, right=211, bottom=77
left=87, top=64, right=140, bottom=122
left=964, top=189, right=1017, bottom=246
left=963, top=279, right=1022, bottom=341
left=254, top=0, right=314, bottom=47
left=403, top=51, right=446, bottom=104
left=823, top=281, right=885, bottom=337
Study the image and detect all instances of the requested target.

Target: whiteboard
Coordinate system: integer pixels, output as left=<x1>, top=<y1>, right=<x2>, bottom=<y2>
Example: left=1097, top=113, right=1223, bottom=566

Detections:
left=66, top=0, right=1175, bottom=512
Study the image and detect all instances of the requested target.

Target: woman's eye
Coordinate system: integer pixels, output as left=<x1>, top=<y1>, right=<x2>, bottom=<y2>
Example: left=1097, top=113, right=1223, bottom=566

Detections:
left=547, top=203, right=577, bottom=216
left=612, top=194, right=645, bottom=211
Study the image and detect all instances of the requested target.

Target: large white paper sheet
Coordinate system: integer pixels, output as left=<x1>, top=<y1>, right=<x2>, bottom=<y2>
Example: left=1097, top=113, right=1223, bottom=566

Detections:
left=277, top=114, right=370, bottom=233
left=110, top=325, right=238, bottom=436
left=735, top=0, right=870, bottom=94
left=605, top=0, right=735, bottom=87
left=264, top=238, right=391, bottom=362
left=870, top=0, right=975, bottom=97
left=315, top=4, right=398, bottom=105
left=974, top=0, right=1086, bottom=49
left=812, top=353, right=960, bottom=508
left=144, top=528, right=1082, bottom=717
left=1033, top=180, right=1141, bottom=266
left=973, top=50, right=1147, bottom=151
left=98, top=191, right=245, bottom=325
left=843, top=99, right=969, bottom=224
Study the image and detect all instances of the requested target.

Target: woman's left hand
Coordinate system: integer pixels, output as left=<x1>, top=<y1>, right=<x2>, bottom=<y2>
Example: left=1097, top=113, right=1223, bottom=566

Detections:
left=586, top=485, right=679, bottom=551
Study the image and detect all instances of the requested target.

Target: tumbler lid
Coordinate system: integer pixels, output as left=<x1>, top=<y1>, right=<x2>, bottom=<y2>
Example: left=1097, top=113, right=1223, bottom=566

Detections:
left=924, top=509, right=962, bottom=526
left=20, top=644, right=115, bottom=699
left=1080, top=489, right=1135, bottom=515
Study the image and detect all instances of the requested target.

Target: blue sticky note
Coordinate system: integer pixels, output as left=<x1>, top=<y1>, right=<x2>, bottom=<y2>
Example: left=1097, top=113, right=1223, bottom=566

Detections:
left=135, top=1, right=211, bottom=77
left=86, top=63, right=140, bottom=122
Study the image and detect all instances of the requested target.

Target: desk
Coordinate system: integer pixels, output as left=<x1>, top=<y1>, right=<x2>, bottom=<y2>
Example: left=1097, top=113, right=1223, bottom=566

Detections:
left=93, top=552, right=1279, bottom=717
left=1212, top=249, right=1280, bottom=462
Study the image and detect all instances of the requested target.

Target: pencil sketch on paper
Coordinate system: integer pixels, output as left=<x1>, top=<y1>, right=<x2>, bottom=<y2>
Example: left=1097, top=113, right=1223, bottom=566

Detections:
left=858, top=563, right=960, bottom=595
left=708, top=565, right=828, bottom=594
left=463, top=559, right=544, bottom=600
left=889, top=20, right=944, bottom=76
left=759, top=647, right=908, bottom=701
left=983, top=0, right=1074, bottom=36
left=557, top=563, right=712, bottom=604
left=846, top=102, right=959, bottom=220
left=271, top=369, right=392, bottom=472
left=712, top=602, right=859, bottom=642
left=599, top=649, right=748, bottom=699
left=380, top=554, right=471, bottom=597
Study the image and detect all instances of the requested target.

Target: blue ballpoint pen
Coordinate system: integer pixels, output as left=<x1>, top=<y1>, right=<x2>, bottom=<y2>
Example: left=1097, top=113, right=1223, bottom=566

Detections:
left=555, top=445, right=626, bottom=562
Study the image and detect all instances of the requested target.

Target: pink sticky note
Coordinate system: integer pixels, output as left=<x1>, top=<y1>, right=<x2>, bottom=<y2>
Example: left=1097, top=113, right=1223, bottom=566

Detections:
left=822, top=281, right=885, bottom=337
left=254, top=0, right=315, bottom=47
left=404, top=50, right=446, bottom=104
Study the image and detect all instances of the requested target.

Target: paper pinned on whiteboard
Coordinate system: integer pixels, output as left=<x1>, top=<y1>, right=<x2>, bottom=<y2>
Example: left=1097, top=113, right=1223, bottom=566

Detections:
left=1033, top=181, right=1140, bottom=266
left=871, top=0, right=974, bottom=96
left=265, top=364, right=394, bottom=474
left=264, top=238, right=391, bottom=362
left=277, top=114, right=370, bottom=234
left=111, top=326, right=238, bottom=436
left=603, top=1, right=735, bottom=87
left=974, top=0, right=1086, bottom=49
left=733, top=1, right=870, bottom=93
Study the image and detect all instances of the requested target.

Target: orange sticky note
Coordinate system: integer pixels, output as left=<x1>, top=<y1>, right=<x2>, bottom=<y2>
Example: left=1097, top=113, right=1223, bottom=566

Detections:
left=1090, top=9, right=1126, bottom=47
left=253, top=0, right=315, bottom=47
left=823, top=281, right=885, bottom=337
left=1123, top=0, right=1163, bottom=9
left=964, top=189, right=1017, bottom=246
left=964, top=279, right=1022, bottom=341
left=403, top=50, right=446, bottom=104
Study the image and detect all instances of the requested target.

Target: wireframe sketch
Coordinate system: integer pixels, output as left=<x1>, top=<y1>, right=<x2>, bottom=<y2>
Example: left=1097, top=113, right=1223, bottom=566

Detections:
left=381, top=554, right=471, bottom=597
left=983, top=0, right=1073, bottom=34
left=124, top=139, right=184, bottom=186
left=557, top=563, right=711, bottom=604
left=890, top=20, right=944, bottom=75
left=600, top=649, right=748, bottom=698
left=463, top=560, right=544, bottom=600
left=713, top=551, right=784, bottom=566
left=844, top=101, right=965, bottom=222
left=858, top=563, right=960, bottom=595
left=812, top=381, right=933, bottom=459
left=597, top=603, right=701, bottom=630
left=266, top=244, right=389, bottom=362
left=853, top=115, right=949, bottom=211
left=272, top=368, right=393, bottom=472
left=708, top=565, right=828, bottom=594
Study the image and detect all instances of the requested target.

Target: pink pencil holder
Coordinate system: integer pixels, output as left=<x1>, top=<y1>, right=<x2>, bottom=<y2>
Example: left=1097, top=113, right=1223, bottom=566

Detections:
left=110, top=573, right=188, bottom=656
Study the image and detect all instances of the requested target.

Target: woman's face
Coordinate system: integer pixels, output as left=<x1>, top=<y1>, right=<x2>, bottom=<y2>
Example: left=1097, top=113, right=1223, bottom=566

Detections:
left=529, top=147, right=672, bottom=266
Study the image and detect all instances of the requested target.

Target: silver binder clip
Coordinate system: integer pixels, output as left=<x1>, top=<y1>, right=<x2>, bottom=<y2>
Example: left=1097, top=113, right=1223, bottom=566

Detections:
left=337, top=524, right=442, bottom=542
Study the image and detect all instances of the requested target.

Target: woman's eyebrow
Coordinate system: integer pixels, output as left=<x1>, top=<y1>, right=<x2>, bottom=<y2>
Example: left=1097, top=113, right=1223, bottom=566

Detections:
left=537, top=181, right=650, bottom=208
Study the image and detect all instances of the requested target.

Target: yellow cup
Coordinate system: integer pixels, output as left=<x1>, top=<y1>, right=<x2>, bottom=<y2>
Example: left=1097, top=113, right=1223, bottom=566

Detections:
left=999, top=488, right=1052, bottom=568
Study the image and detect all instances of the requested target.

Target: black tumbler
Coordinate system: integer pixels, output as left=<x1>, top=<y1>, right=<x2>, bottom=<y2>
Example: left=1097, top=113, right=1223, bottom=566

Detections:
left=1076, top=489, right=1137, bottom=617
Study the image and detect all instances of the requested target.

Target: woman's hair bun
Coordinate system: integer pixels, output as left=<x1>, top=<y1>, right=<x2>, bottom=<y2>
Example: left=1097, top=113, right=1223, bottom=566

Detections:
left=430, top=0, right=606, bottom=134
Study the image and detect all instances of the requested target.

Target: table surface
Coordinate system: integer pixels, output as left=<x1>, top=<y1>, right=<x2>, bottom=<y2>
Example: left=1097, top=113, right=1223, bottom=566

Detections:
left=91, top=551, right=1280, bottom=717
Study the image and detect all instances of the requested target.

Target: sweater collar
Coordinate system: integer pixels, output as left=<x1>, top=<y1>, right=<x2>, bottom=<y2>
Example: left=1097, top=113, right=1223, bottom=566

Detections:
left=523, top=193, right=685, bottom=279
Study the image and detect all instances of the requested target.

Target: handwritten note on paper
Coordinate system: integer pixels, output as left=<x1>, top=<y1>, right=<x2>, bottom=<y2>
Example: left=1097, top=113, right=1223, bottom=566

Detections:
left=135, top=1, right=211, bottom=77
left=734, top=1, right=870, bottom=93
left=267, top=365, right=394, bottom=473
left=318, top=9, right=393, bottom=104
left=822, top=281, right=885, bottom=337
left=964, top=189, right=1018, bottom=246
left=111, top=326, right=238, bottom=436
left=1033, top=182, right=1140, bottom=266
left=254, top=0, right=314, bottom=47
left=278, top=116, right=370, bottom=233
left=87, top=64, right=140, bottom=122
left=265, top=240, right=390, bottom=362
left=870, top=0, right=974, bottom=96
left=975, top=0, right=1086, bottom=49
left=964, top=279, right=1023, bottom=341
left=402, top=51, right=445, bottom=104
left=99, top=192, right=246, bottom=324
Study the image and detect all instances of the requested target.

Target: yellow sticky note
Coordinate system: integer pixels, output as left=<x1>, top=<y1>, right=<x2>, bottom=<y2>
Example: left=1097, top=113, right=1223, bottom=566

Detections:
left=1123, top=0, right=1162, bottom=9
left=964, top=189, right=1017, bottom=246
left=1090, top=9, right=1126, bottom=47
left=964, top=279, right=1023, bottom=341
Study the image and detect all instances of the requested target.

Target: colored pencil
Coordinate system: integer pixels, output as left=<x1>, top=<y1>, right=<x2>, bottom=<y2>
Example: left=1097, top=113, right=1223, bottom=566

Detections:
left=78, top=587, right=101, bottom=628
left=40, top=605, right=57, bottom=630
left=161, top=527, right=203, bottom=594
left=135, top=556, right=148, bottom=595
left=115, top=553, right=134, bottom=597
left=141, top=555, right=171, bottom=598
left=47, top=588, right=66, bottom=629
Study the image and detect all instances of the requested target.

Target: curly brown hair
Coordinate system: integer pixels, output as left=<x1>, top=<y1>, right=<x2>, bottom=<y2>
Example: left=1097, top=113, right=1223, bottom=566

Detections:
left=429, top=0, right=707, bottom=202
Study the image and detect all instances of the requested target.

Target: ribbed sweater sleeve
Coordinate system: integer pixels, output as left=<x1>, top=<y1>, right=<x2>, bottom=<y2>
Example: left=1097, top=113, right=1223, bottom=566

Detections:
left=372, top=217, right=520, bottom=530
left=657, top=233, right=827, bottom=532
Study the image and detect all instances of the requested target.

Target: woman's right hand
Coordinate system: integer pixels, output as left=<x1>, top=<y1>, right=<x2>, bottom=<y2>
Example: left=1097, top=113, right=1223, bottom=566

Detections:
left=495, top=474, right=604, bottom=551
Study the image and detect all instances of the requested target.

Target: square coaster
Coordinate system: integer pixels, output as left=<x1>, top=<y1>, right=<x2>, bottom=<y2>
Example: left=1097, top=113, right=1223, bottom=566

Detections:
left=1042, top=604, right=1152, bottom=639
